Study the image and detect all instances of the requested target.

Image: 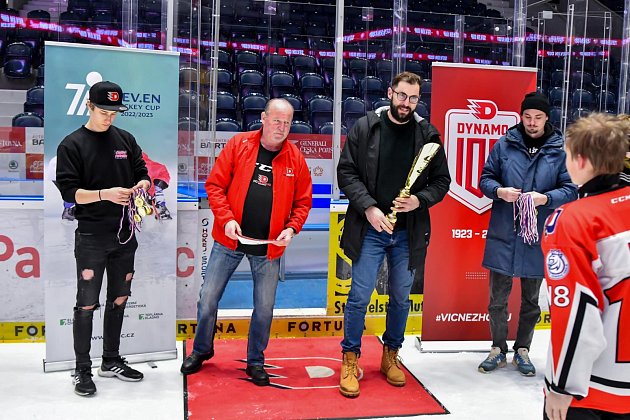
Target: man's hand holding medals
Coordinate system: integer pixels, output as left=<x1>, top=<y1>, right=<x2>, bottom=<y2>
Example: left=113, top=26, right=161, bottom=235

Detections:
left=116, top=179, right=153, bottom=244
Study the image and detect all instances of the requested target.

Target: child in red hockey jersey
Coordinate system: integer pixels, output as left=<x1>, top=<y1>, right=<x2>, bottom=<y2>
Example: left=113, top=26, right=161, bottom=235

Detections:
left=542, top=113, right=630, bottom=420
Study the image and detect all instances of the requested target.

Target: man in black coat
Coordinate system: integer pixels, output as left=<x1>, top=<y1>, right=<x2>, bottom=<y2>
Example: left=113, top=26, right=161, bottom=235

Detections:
left=336, top=71, right=451, bottom=397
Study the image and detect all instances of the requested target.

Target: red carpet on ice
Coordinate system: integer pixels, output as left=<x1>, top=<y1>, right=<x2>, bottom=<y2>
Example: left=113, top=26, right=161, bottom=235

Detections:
left=184, top=336, right=448, bottom=419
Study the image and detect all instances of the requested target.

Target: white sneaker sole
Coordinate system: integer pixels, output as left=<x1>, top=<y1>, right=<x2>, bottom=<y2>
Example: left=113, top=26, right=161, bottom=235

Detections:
left=478, top=360, right=507, bottom=373
left=97, top=368, right=143, bottom=382
left=74, top=388, right=96, bottom=396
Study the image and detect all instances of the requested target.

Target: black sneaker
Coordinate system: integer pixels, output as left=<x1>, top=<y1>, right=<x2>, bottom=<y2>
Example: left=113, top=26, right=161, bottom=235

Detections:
left=98, top=356, right=144, bottom=382
left=73, top=368, right=96, bottom=396
left=245, top=365, right=270, bottom=386
left=180, top=350, right=214, bottom=375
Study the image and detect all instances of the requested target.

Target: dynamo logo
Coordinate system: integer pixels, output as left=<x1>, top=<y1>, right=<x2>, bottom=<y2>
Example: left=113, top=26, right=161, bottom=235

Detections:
left=65, top=71, right=104, bottom=116
left=444, top=99, right=520, bottom=214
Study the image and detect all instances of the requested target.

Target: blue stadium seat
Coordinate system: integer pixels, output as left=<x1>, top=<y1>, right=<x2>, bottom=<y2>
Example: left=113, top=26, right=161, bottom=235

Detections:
left=290, top=121, right=313, bottom=134
left=270, top=71, right=295, bottom=98
left=13, top=112, right=43, bottom=127
left=372, top=97, right=390, bottom=110
left=420, top=79, right=432, bottom=105
left=284, top=37, right=309, bottom=50
left=214, top=68, right=233, bottom=92
left=265, top=53, right=290, bottom=77
left=241, top=93, right=268, bottom=129
left=319, top=122, right=348, bottom=136
left=571, top=89, right=594, bottom=110
left=235, top=51, right=260, bottom=75
left=404, top=60, right=425, bottom=78
left=24, top=85, right=44, bottom=116
left=551, top=70, right=565, bottom=88
left=292, top=55, right=318, bottom=81
left=307, top=95, right=333, bottom=133
left=549, top=87, right=565, bottom=107
left=570, top=107, right=590, bottom=122
left=320, top=57, right=338, bottom=86
left=4, top=59, right=32, bottom=78
left=330, top=75, right=356, bottom=101
left=549, top=106, right=562, bottom=129
left=215, top=118, right=241, bottom=132
left=597, top=90, right=617, bottom=112
left=280, top=93, right=303, bottom=121
left=178, top=90, right=207, bottom=126
left=375, top=59, right=393, bottom=86
left=416, top=101, right=430, bottom=120
left=4, top=42, right=32, bottom=63
left=27, top=9, right=51, bottom=21
left=216, top=91, right=237, bottom=120
left=342, top=97, right=366, bottom=131
left=247, top=119, right=263, bottom=131
left=36, top=64, right=45, bottom=86
left=178, top=117, right=199, bottom=131
left=217, top=49, right=232, bottom=71
left=179, top=67, right=199, bottom=91
left=239, top=70, right=265, bottom=96
left=300, top=73, right=326, bottom=104
left=92, top=11, right=114, bottom=27
left=360, top=76, right=385, bottom=109
left=348, top=58, right=370, bottom=84
left=570, top=71, right=593, bottom=90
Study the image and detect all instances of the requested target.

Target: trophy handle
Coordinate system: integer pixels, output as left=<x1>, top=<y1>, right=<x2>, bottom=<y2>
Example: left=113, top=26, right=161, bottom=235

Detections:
left=386, top=188, right=411, bottom=226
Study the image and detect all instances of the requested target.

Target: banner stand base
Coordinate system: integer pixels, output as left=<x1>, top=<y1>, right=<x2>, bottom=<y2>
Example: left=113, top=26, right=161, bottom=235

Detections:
left=43, top=349, right=178, bottom=372
left=415, top=337, right=515, bottom=353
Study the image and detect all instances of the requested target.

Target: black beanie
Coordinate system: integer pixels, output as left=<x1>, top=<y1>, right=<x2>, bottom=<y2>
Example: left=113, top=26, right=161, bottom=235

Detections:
left=521, top=92, right=550, bottom=116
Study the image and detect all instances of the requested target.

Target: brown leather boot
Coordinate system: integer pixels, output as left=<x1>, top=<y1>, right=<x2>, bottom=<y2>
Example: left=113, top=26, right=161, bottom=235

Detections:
left=339, top=352, right=363, bottom=397
left=380, top=345, right=406, bottom=386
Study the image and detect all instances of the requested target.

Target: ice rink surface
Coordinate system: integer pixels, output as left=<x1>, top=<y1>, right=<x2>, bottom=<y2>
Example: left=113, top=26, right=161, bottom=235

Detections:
left=0, top=330, right=550, bottom=420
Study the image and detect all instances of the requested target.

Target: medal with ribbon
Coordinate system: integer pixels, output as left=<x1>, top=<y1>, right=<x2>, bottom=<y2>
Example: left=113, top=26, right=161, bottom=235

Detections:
left=118, top=188, right=157, bottom=244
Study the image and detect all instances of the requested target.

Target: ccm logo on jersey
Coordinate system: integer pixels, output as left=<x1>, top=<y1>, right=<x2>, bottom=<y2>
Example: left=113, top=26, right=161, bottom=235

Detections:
left=544, top=208, right=563, bottom=235
left=611, top=193, right=630, bottom=204
left=546, top=249, right=570, bottom=280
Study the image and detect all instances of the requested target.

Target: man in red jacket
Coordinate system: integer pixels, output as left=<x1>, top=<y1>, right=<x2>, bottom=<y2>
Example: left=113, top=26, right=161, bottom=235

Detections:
left=542, top=113, right=630, bottom=420
left=180, top=98, right=312, bottom=385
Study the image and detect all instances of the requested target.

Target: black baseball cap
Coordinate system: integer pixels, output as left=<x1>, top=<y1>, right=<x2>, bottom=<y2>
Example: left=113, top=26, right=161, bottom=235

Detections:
left=89, top=81, right=128, bottom=112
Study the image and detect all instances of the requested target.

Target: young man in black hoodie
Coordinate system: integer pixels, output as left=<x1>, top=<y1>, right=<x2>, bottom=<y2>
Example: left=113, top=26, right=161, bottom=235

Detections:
left=56, top=81, right=151, bottom=396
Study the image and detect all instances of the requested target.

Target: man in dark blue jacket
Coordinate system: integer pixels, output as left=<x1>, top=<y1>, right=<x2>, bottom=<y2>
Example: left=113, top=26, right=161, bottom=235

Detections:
left=477, top=92, right=577, bottom=376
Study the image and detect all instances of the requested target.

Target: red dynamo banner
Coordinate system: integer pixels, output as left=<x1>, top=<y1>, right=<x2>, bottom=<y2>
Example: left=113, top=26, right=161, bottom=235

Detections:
left=422, top=63, right=537, bottom=343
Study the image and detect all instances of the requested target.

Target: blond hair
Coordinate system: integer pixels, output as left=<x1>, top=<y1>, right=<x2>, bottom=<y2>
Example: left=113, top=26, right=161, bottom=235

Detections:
left=565, top=113, right=629, bottom=174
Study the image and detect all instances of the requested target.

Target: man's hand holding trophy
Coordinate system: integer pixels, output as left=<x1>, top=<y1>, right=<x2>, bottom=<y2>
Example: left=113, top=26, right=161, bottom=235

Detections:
left=385, top=142, right=442, bottom=227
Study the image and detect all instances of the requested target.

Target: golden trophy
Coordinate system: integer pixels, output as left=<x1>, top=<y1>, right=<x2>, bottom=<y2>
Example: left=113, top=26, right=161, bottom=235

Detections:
left=386, top=142, right=441, bottom=225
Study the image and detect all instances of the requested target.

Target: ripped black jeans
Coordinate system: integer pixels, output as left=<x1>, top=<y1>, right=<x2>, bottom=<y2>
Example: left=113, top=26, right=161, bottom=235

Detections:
left=73, top=230, right=138, bottom=369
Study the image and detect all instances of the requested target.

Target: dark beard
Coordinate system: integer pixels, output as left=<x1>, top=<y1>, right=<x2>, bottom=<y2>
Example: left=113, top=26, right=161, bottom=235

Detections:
left=389, top=103, right=413, bottom=123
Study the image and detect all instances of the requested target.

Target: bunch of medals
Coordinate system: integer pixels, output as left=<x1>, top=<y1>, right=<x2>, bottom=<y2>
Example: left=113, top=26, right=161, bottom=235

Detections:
left=118, top=188, right=156, bottom=244
left=131, top=188, right=154, bottom=223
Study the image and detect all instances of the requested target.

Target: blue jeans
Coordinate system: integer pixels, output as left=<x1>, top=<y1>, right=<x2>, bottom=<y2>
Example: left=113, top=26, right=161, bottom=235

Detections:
left=342, top=226, right=415, bottom=355
left=192, top=242, right=281, bottom=365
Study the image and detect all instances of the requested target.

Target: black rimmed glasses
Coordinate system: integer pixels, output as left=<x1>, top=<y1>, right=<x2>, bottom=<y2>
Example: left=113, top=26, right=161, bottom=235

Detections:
left=392, top=89, right=420, bottom=104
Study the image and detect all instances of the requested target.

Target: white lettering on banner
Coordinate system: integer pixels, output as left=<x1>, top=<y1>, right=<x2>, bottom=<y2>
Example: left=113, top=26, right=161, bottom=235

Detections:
left=445, top=99, right=520, bottom=214
left=435, top=313, right=512, bottom=322
left=0, top=140, right=22, bottom=148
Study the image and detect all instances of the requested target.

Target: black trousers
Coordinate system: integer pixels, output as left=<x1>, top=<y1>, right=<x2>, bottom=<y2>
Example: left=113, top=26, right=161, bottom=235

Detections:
left=488, top=271, right=542, bottom=354
left=73, top=230, right=137, bottom=369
